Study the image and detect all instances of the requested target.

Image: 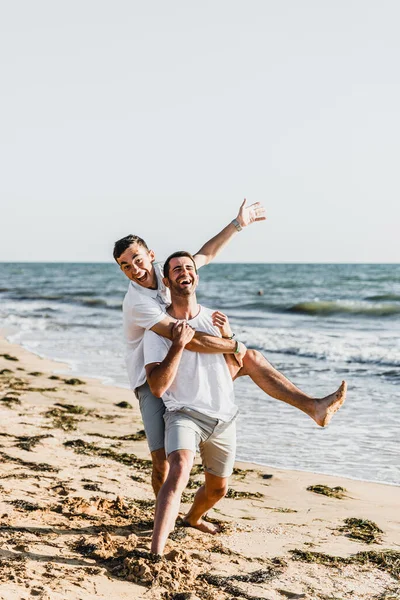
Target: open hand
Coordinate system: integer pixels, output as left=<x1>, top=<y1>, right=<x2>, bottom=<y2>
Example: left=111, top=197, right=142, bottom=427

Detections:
left=212, top=310, right=232, bottom=338
left=236, top=198, right=266, bottom=228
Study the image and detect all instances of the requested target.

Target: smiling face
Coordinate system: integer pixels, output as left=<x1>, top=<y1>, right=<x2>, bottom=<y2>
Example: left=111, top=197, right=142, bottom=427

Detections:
left=117, top=242, right=157, bottom=289
left=163, top=256, right=199, bottom=298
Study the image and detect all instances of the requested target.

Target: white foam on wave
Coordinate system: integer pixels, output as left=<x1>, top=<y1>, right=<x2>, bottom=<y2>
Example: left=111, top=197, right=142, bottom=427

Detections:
left=237, top=324, right=400, bottom=368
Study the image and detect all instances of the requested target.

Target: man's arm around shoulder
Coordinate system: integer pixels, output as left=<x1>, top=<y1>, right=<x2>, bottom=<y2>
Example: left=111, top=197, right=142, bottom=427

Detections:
left=150, top=316, right=245, bottom=361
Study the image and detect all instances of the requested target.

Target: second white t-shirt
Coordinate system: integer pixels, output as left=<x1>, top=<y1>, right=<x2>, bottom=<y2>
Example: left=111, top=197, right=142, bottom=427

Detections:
left=143, top=306, right=236, bottom=422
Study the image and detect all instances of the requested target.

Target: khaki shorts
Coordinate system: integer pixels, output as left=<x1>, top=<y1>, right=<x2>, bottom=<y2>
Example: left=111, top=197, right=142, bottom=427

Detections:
left=163, top=407, right=237, bottom=478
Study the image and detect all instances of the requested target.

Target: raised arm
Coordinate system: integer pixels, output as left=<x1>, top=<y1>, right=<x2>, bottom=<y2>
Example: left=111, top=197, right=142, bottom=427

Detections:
left=193, top=198, right=266, bottom=269
left=146, top=322, right=195, bottom=397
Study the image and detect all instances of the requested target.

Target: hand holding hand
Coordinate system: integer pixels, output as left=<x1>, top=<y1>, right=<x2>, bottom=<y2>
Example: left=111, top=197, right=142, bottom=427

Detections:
left=171, top=320, right=195, bottom=349
left=236, top=198, right=266, bottom=228
left=212, top=310, right=232, bottom=338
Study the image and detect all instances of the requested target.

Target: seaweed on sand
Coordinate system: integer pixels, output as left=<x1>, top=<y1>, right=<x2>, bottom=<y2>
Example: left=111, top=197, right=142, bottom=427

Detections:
left=181, top=492, right=195, bottom=503
left=131, top=474, right=146, bottom=483
left=88, top=429, right=146, bottom=441
left=54, top=403, right=90, bottom=414
left=225, top=488, right=264, bottom=500
left=0, top=554, right=27, bottom=583
left=7, top=499, right=42, bottom=511
left=64, top=378, right=85, bottom=385
left=187, top=478, right=201, bottom=490
left=46, top=403, right=94, bottom=430
left=0, top=451, right=59, bottom=472
left=338, top=517, right=384, bottom=544
left=306, top=484, right=347, bottom=499
left=291, top=548, right=400, bottom=580
left=63, top=439, right=152, bottom=471
left=232, top=467, right=255, bottom=480
left=82, top=483, right=102, bottom=491
left=0, top=394, right=21, bottom=407
left=115, top=401, right=133, bottom=409
left=15, top=434, right=53, bottom=451
left=0, top=354, right=19, bottom=361
left=264, top=506, right=297, bottom=513
left=199, top=559, right=287, bottom=599
left=45, top=408, right=79, bottom=431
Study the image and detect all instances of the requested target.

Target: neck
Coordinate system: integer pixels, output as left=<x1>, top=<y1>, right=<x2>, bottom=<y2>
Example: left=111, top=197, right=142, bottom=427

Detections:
left=168, top=294, right=199, bottom=320
left=149, top=266, right=158, bottom=290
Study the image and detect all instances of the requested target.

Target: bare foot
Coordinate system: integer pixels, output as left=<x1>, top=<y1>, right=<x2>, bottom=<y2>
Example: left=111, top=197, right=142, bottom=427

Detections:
left=314, top=380, right=347, bottom=427
left=182, top=518, right=221, bottom=535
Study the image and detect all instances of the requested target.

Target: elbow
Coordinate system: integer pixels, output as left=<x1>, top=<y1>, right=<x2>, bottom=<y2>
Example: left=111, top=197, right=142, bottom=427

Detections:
left=148, top=380, right=165, bottom=398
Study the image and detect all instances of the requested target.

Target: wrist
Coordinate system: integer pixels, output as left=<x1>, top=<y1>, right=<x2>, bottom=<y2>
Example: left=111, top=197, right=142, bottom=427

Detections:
left=231, top=218, right=242, bottom=232
left=222, top=332, right=235, bottom=340
left=171, top=340, right=185, bottom=352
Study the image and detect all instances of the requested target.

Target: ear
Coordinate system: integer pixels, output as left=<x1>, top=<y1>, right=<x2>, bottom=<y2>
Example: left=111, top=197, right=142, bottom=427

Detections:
left=163, top=277, right=170, bottom=288
left=149, top=249, right=156, bottom=262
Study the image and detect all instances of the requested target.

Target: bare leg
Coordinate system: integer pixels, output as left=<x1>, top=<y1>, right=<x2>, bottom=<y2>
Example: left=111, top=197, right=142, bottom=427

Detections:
left=151, top=449, right=194, bottom=555
left=183, top=472, right=228, bottom=534
left=151, top=448, right=169, bottom=497
left=228, top=349, right=346, bottom=427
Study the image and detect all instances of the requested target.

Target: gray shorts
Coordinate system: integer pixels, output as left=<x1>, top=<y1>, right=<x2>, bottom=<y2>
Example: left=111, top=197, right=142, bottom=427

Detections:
left=164, top=408, right=237, bottom=478
left=135, top=382, right=165, bottom=453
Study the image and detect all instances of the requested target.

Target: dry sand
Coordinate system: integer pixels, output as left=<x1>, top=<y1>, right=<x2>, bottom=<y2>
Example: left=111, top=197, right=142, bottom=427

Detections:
left=0, top=336, right=399, bottom=600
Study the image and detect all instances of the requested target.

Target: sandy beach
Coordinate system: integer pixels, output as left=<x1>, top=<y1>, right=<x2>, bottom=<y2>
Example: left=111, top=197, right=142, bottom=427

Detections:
left=0, top=335, right=399, bottom=600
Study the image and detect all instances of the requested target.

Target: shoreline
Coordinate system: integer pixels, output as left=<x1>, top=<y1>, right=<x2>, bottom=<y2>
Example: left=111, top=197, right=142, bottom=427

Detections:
left=3, top=331, right=399, bottom=488
left=1, top=335, right=400, bottom=599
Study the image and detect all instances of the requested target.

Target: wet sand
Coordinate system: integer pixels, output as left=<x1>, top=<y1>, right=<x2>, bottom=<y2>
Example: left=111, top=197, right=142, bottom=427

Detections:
left=0, top=336, right=399, bottom=600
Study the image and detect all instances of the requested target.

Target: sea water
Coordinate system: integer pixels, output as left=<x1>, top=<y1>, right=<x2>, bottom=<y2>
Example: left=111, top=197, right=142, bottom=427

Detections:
left=1, top=262, right=399, bottom=485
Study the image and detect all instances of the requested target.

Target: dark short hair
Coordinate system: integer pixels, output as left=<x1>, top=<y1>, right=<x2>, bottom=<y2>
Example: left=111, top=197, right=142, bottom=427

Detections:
left=113, top=235, right=149, bottom=262
left=163, top=251, right=198, bottom=278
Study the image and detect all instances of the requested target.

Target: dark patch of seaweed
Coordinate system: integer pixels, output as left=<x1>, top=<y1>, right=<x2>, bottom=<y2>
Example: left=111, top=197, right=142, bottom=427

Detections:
left=7, top=499, right=42, bottom=511
left=88, top=429, right=146, bottom=441
left=15, top=434, right=53, bottom=451
left=63, top=439, right=152, bottom=471
left=0, top=354, right=19, bottom=361
left=64, top=378, right=85, bottom=385
left=226, top=488, right=264, bottom=500
left=115, top=401, right=133, bottom=409
left=291, top=548, right=400, bottom=580
left=199, top=559, right=287, bottom=599
left=306, top=484, right=347, bottom=499
left=54, top=403, right=91, bottom=414
left=338, top=517, right=384, bottom=544
left=0, top=451, right=59, bottom=472
left=45, top=408, right=79, bottom=431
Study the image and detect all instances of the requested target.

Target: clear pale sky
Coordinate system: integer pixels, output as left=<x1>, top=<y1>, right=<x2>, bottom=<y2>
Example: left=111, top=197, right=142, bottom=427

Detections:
left=1, top=1, right=399, bottom=263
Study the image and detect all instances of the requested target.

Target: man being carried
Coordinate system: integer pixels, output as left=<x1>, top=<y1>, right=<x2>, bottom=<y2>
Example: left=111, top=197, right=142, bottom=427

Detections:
left=144, top=252, right=240, bottom=555
left=113, top=201, right=346, bottom=497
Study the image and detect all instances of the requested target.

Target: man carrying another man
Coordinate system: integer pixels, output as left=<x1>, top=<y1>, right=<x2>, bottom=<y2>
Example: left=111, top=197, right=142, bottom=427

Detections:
left=113, top=200, right=346, bottom=498
left=144, top=251, right=240, bottom=555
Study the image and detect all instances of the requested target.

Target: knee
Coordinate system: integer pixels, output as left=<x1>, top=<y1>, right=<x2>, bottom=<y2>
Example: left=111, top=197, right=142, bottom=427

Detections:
left=207, top=479, right=228, bottom=501
left=244, top=348, right=267, bottom=368
left=168, top=452, right=192, bottom=487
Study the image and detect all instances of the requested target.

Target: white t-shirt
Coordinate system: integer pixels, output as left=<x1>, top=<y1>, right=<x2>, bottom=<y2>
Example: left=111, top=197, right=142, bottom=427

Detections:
left=143, top=306, right=236, bottom=422
left=123, top=262, right=171, bottom=390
